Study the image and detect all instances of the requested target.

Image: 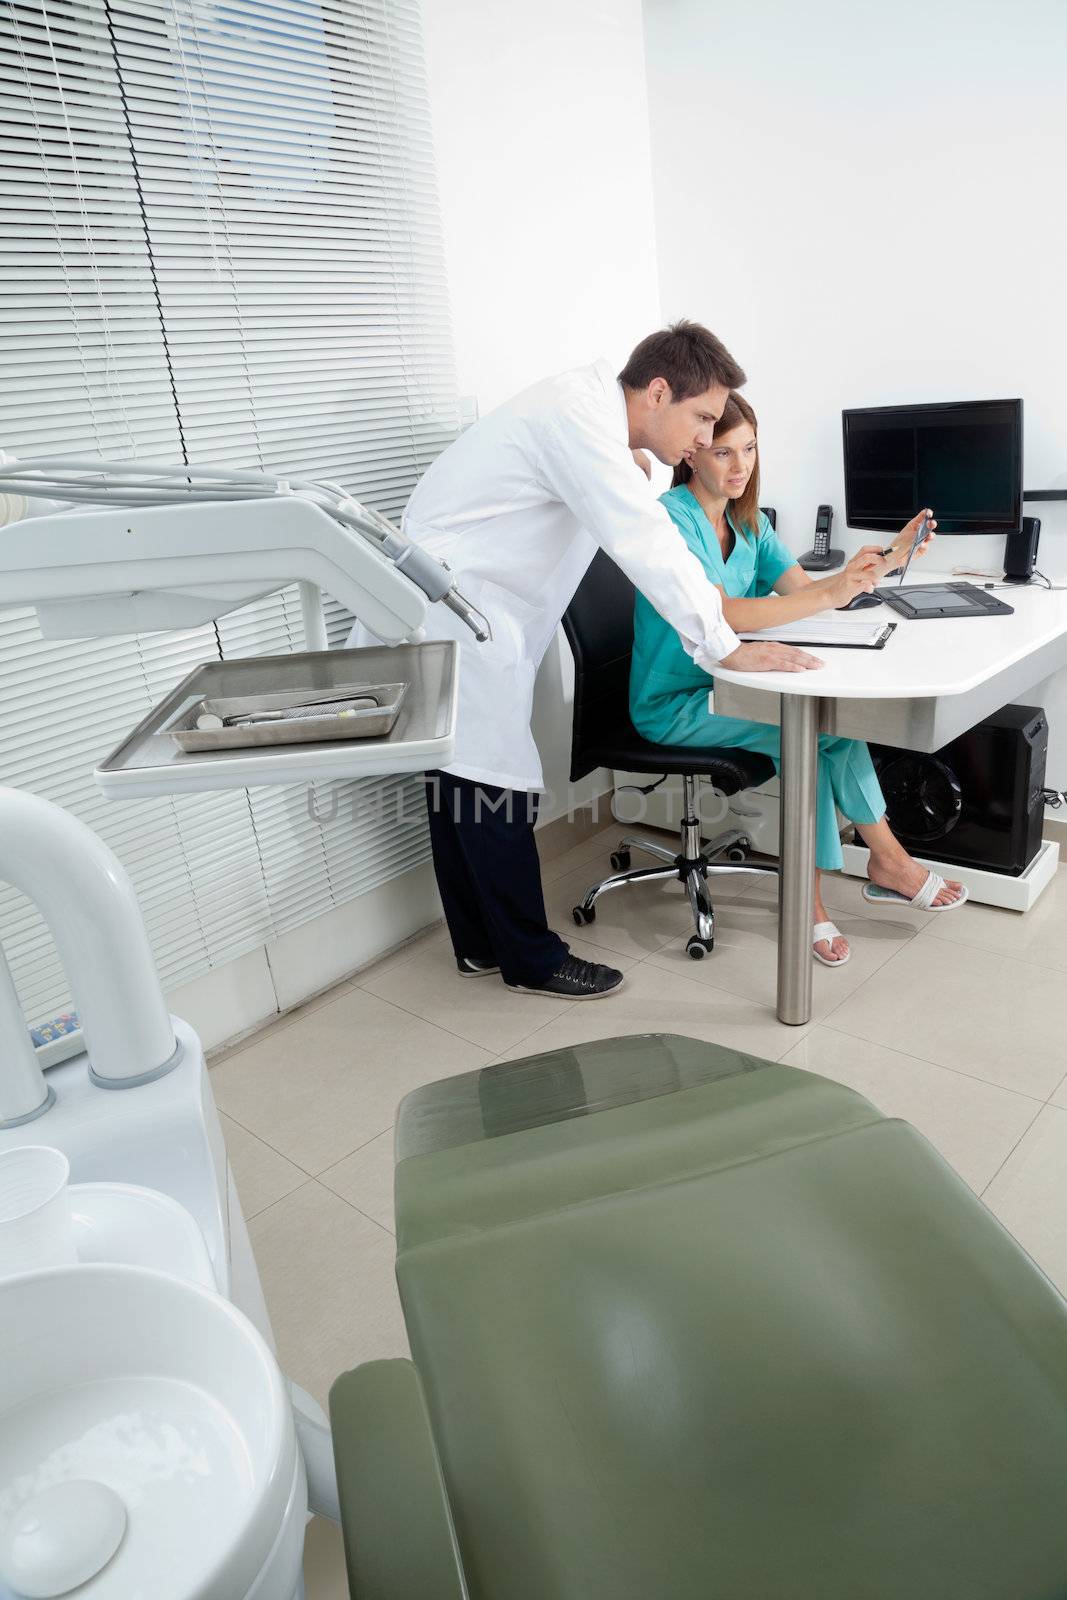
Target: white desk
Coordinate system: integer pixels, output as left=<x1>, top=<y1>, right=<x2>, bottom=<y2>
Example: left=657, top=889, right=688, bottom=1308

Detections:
left=712, top=573, right=1067, bottom=1025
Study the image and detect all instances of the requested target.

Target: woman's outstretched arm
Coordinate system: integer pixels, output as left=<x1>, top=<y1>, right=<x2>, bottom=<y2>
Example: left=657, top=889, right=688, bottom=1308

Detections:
left=720, top=546, right=884, bottom=629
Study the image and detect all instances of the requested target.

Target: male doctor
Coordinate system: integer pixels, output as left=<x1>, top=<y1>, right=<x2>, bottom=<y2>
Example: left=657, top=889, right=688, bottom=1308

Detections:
left=354, top=321, right=818, bottom=1000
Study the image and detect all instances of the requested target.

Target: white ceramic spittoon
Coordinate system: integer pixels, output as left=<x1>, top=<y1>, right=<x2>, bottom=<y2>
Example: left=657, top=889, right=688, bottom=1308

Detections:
left=0, top=1265, right=305, bottom=1599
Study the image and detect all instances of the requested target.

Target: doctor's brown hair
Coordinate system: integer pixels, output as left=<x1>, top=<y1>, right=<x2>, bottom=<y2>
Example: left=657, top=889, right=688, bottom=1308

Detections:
left=672, top=391, right=761, bottom=541
left=618, top=320, right=746, bottom=402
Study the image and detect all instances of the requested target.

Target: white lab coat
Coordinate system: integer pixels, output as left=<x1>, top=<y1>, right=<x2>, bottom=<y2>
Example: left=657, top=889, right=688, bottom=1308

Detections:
left=348, top=359, right=740, bottom=792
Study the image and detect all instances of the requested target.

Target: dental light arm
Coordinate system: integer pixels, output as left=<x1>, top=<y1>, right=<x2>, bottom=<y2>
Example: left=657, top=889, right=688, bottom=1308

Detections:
left=0, top=457, right=491, bottom=643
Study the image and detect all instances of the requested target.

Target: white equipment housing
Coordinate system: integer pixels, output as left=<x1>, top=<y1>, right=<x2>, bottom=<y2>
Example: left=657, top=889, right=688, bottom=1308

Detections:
left=3, top=496, right=429, bottom=644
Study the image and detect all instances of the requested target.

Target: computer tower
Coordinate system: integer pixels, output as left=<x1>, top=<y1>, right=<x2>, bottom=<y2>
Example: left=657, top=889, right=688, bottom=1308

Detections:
left=871, top=705, right=1047, bottom=877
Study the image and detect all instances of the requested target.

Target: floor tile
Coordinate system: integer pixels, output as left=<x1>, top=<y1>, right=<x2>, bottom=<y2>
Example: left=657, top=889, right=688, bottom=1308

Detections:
left=491, top=959, right=812, bottom=1066
left=538, top=822, right=620, bottom=884
left=825, top=936, right=1067, bottom=1100
left=250, top=1180, right=407, bottom=1410
left=320, top=1127, right=396, bottom=1234
left=207, top=976, right=357, bottom=1068
left=352, top=921, right=449, bottom=985
left=779, top=1027, right=1043, bottom=1193
left=218, top=1110, right=306, bottom=1219
left=646, top=894, right=915, bottom=1024
left=356, top=930, right=634, bottom=1052
left=207, top=1035, right=258, bottom=1071
left=211, top=987, right=490, bottom=1173
left=924, top=865, right=1067, bottom=973
left=983, top=1105, right=1067, bottom=1297
left=303, top=1515, right=349, bottom=1600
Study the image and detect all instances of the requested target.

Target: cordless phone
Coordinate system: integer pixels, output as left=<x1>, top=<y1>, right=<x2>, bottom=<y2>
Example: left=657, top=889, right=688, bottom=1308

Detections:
left=799, top=504, right=844, bottom=571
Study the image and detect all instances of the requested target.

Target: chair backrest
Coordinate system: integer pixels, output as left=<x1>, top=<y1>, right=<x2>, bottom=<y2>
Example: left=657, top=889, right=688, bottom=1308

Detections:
left=561, top=548, right=635, bottom=784
left=561, top=510, right=778, bottom=783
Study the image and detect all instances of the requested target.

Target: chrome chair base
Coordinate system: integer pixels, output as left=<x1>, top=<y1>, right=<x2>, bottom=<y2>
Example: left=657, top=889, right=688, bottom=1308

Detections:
left=571, top=778, right=778, bottom=959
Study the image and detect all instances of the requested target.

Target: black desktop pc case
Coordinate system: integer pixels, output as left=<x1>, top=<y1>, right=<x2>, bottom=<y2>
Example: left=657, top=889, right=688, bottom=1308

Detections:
left=871, top=705, right=1047, bottom=877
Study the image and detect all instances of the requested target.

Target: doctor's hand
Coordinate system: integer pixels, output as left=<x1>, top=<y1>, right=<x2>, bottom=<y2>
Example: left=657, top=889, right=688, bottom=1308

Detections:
left=631, top=449, right=653, bottom=481
left=719, top=641, right=823, bottom=674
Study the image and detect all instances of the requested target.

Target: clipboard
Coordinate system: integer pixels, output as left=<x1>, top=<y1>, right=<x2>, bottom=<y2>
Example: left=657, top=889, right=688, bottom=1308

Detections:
left=736, top=621, right=897, bottom=650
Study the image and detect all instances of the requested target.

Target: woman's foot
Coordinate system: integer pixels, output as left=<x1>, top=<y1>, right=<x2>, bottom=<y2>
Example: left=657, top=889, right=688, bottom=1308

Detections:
left=813, top=890, right=849, bottom=964
left=867, top=852, right=964, bottom=907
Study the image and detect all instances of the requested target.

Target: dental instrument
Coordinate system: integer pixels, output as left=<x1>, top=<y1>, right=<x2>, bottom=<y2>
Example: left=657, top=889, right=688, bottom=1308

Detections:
left=879, top=511, right=931, bottom=577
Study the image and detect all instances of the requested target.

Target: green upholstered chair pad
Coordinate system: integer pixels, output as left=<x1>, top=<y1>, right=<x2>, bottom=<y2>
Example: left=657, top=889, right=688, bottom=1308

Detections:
left=391, top=1037, right=1067, bottom=1600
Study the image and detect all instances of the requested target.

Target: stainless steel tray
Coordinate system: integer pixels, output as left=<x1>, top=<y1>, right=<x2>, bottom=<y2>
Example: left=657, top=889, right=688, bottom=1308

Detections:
left=95, top=642, right=459, bottom=798
left=170, top=681, right=408, bottom=751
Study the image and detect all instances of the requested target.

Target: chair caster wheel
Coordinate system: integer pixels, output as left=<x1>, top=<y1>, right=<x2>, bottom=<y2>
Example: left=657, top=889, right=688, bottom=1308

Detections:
left=609, top=850, right=631, bottom=871
left=726, top=846, right=748, bottom=863
left=686, top=935, right=713, bottom=959
left=572, top=905, right=595, bottom=926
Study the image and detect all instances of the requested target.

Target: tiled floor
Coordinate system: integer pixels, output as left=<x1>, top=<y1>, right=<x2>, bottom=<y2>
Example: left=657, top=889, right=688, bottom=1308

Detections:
left=207, top=826, right=1067, bottom=1598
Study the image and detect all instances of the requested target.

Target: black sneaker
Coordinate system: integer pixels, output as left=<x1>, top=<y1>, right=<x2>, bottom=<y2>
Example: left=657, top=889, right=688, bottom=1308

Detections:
left=506, top=954, right=624, bottom=1000
left=456, top=956, right=501, bottom=977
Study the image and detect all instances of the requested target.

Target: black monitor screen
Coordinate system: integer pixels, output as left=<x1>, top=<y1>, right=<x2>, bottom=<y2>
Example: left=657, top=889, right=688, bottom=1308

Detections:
left=842, top=399, right=1022, bottom=535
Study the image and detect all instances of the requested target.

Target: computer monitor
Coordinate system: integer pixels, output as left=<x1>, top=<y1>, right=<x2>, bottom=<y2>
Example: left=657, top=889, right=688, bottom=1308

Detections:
left=842, top=399, right=1023, bottom=536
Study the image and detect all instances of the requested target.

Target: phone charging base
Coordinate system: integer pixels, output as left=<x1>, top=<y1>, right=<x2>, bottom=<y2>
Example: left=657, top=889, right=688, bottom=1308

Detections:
left=798, top=547, right=846, bottom=572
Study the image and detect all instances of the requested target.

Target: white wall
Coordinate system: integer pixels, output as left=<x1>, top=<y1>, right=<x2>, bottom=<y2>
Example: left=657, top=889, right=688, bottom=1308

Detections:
left=420, top=0, right=663, bottom=815
left=643, top=0, right=1067, bottom=784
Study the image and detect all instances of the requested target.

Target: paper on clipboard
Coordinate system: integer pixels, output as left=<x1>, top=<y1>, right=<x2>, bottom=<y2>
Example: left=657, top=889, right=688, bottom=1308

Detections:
left=736, top=611, right=894, bottom=649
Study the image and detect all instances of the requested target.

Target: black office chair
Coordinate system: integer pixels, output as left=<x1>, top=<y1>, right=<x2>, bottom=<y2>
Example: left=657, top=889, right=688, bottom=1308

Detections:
left=561, top=548, right=778, bottom=958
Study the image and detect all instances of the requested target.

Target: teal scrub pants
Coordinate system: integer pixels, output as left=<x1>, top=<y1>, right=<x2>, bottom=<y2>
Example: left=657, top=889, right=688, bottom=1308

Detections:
left=667, top=710, right=886, bottom=872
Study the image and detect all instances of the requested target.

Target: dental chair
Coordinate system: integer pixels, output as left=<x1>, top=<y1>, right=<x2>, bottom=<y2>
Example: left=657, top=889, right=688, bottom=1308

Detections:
left=330, top=1034, right=1067, bottom=1600
left=561, top=546, right=777, bottom=959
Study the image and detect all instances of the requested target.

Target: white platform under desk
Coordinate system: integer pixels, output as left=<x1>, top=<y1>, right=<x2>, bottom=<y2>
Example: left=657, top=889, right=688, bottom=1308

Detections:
left=712, top=571, right=1067, bottom=1026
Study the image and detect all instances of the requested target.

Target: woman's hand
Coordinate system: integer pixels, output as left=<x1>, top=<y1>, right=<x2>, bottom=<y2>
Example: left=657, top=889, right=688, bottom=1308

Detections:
left=825, top=547, right=883, bottom=608
left=886, top=508, right=938, bottom=569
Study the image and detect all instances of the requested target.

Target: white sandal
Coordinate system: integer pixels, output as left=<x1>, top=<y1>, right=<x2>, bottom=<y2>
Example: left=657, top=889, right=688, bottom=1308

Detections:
left=813, top=920, right=851, bottom=967
left=861, top=869, right=968, bottom=912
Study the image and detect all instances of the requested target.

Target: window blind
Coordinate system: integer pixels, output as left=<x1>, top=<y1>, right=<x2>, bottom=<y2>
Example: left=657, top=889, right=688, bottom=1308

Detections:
left=0, top=0, right=458, bottom=1027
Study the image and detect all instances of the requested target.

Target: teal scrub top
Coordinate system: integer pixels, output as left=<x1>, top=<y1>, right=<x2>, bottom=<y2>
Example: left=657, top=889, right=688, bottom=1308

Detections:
left=629, top=485, right=797, bottom=744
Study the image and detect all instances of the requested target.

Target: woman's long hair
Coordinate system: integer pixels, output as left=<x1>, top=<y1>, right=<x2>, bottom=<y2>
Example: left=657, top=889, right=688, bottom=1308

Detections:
left=672, top=391, right=761, bottom=540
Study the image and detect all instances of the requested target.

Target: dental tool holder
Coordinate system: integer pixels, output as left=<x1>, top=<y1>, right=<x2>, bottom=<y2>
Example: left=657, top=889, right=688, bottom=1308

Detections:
left=95, top=641, right=457, bottom=796
left=0, top=458, right=490, bottom=644
left=0, top=466, right=474, bottom=797
left=0, top=494, right=429, bottom=643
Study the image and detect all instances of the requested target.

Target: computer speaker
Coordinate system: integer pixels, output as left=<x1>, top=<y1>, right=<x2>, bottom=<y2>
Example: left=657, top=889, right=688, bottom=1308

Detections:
left=1003, top=515, right=1041, bottom=583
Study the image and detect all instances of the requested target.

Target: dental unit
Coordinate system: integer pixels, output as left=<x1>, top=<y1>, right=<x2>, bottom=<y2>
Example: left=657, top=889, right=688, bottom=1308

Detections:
left=0, top=458, right=487, bottom=1598
left=0, top=787, right=318, bottom=1598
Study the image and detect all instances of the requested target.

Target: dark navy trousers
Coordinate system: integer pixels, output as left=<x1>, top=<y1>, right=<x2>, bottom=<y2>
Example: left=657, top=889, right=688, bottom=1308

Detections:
left=424, top=771, right=569, bottom=986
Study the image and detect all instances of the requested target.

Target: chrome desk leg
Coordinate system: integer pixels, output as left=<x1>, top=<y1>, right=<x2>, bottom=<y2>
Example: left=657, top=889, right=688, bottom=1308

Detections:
left=777, top=694, right=819, bottom=1025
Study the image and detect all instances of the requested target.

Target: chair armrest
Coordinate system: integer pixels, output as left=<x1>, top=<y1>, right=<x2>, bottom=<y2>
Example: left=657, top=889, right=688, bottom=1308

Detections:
left=330, top=1359, right=468, bottom=1600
